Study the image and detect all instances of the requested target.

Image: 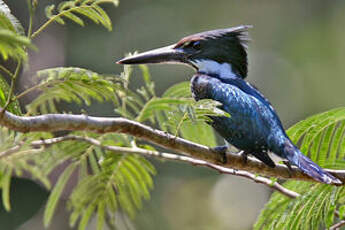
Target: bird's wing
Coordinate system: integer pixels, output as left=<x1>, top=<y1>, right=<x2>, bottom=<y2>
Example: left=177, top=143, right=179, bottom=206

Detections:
left=192, top=74, right=287, bottom=150
left=220, top=77, right=284, bottom=128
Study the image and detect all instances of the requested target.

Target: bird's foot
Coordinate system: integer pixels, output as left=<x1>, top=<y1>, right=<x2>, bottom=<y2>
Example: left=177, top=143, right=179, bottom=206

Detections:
left=211, top=145, right=228, bottom=164
left=241, top=151, right=248, bottom=164
left=282, top=160, right=293, bottom=177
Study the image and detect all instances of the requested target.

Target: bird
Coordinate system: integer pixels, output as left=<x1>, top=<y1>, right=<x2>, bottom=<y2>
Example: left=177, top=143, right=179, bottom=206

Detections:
left=117, top=25, right=342, bottom=185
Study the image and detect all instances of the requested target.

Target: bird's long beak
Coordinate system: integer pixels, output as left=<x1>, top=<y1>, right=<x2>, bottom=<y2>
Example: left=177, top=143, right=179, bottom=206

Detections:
left=116, top=44, right=187, bottom=65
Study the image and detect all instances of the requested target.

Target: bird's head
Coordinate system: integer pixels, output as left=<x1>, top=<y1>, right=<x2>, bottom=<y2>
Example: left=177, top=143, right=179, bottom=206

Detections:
left=117, top=25, right=251, bottom=79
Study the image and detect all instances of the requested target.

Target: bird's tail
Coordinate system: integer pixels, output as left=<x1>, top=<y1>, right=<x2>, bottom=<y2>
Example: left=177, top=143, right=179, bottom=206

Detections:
left=284, top=141, right=342, bottom=185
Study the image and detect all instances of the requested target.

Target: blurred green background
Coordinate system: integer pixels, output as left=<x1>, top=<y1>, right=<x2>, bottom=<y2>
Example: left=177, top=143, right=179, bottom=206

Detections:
left=2, top=0, right=345, bottom=229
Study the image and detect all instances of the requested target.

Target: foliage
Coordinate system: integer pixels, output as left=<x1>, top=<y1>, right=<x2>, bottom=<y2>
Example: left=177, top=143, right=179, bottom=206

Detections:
left=0, top=0, right=34, bottom=60
left=0, top=1, right=224, bottom=229
left=1, top=1, right=345, bottom=230
left=0, top=29, right=34, bottom=60
left=287, top=107, right=345, bottom=169
left=44, top=0, right=119, bottom=31
left=114, top=62, right=226, bottom=147
left=255, top=108, right=345, bottom=230
left=0, top=0, right=24, bottom=35
left=23, top=63, right=222, bottom=229
left=26, top=67, right=120, bottom=114
left=0, top=73, right=21, bottom=115
left=254, top=181, right=343, bottom=230
left=0, top=128, right=52, bottom=211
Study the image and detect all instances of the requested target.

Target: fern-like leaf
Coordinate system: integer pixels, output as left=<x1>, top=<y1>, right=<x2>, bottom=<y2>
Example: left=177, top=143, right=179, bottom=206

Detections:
left=0, top=73, right=21, bottom=115
left=0, top=1, right=34, bottom=60
left=26, top=67, right=120, bottom=114
left=44, top=163, right=77, bottom=227
left=162, top=81, right=191, bottom=98
left=0, top=128, right=53, bottom=211
left=151, top=82, right=229, bottom=146
left=0, top=29, right=34, bottom=60
left=45, top=0, right=119, bottom=31
left=254, top=181, right=341, bottom=230
left=136, top=97, right=193, bottom=122
left=0, top=167, right=12, bottom=211
left=68, top=154, right=155, bottom=229
left=0, top=0, right=24, bottom=34
left=287, top=107, right=345, bottom=168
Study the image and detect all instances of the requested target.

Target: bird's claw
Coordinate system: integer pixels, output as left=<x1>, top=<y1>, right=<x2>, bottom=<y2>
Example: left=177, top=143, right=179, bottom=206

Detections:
left=282, top=160, right=293, bottom=177
left=211, top=145, right=228, bottom=164
left=241, top=151, right=248, bottom=164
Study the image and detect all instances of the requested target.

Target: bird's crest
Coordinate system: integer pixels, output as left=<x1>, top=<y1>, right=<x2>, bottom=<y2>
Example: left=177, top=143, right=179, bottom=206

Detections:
left=175, top=25, right=252, bottom=49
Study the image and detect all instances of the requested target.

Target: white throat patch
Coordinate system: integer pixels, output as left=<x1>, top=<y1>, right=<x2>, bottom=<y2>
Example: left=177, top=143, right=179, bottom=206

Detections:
left=192, top=59, right=237, bottom=78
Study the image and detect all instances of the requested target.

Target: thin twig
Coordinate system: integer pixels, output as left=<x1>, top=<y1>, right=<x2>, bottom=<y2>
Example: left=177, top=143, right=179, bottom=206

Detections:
left=27, top=0, right=35, bottom=38
left=329, top=220, right=345, bottom=230
left=1, top=60, right=21, bottom=113
left=15, top=79, right=63, bottom=101
left=31, top=5, right=99, bottom=39
left=105, top=212, right=117, bottom=230
left=0, top=65, right=14, bottom=77
left=28, top=135, right=300, bottom=198
left=0, top=109, right=344, bottom=185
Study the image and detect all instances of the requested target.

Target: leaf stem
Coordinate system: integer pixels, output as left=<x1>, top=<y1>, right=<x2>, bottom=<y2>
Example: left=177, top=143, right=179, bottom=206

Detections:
left=105, top=212, right=117, bottom=230
left=0, top=65, right=14, bottom=78
left=31, top=4, right=96, bottom=39
left=174, top=111, right=188, bottom=136
left=31, top=15, right=56, bottom=39
left=2, top=60, right=22, bottom=112
left=14, top=79, right=62, bottom=101
left=27, top=0, right=35, bottom=37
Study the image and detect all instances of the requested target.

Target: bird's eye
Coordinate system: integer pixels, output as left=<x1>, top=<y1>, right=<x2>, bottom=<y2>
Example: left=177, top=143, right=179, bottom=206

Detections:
left=191, top=41, right=201, bottom=50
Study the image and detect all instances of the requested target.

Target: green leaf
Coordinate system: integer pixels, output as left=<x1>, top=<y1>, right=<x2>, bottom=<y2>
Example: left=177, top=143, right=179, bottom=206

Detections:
left=44, top=163, right=77, bottom=227
left=63, top=11, right=84, bottom=26
left=139, top=65, right=151, bottom=86
left=0, top=29, right=35, bottom=61
left=0, top=73, right=21, bottom=115
left=136, top=97, right=193, bottom=122
left=44, top=0, right=119, bottom=31
left=0, top=1, right=34, bottom=60
left=0, top=128, right=52, bottom=213
left=78, top=203, right=96, bottom=230
left=0, top=0, right=25, bottom=34
left=68, top=154, right=155, bottom=228
left=254, top=181, right=340, bottom=230
left=287, top=107, right=345, bottom=168
left=180, top=122, right=217, bottom=146
left=96, top=201, right=105, bottom=230
left=1, top=167, right=12, bottom=211
left=339, top=205, right=345, bottom=219
left=140, top=80, right=229, bottom=146
left=162, top=81, right=191, bottom=98
left=194, top=99, right=230, bottom=118
left=26, top=67, right=120, bottom=114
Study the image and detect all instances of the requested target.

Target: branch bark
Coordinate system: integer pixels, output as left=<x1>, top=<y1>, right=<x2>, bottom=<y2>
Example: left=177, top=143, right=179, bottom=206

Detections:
left=28, top=135, right=300, bottom=198
left=329, top=220, right=345, bottom=230
left=0, top=109, right=344, bottom=185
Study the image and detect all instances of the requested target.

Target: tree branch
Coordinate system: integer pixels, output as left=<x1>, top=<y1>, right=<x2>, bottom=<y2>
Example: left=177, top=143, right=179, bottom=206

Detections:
left=0, top=109, right=344, bottom=185
left=329, top=220, right=345, bottom=230
left=28, top=135, right=300, bottom=198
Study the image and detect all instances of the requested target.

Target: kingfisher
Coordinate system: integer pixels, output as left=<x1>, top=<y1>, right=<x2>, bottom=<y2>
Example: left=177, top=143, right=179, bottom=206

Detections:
left=117, top=25, right=341, bottom=185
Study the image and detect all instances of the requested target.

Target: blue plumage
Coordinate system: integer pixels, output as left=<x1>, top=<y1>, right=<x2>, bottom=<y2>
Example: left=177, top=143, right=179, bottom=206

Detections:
left=191, top=73, right=340, bottom=184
